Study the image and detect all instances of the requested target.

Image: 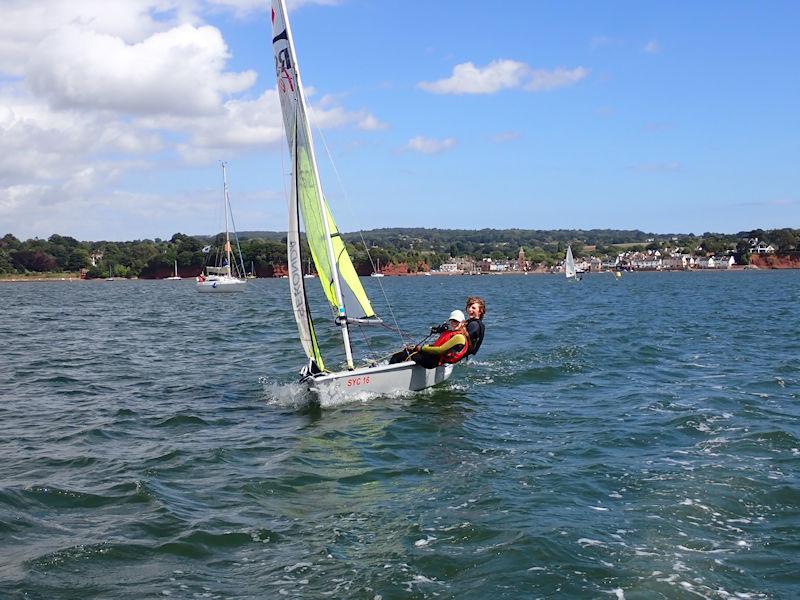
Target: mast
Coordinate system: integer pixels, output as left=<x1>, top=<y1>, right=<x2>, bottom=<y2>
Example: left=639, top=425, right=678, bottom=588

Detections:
left=279, top=0, right=354, bottom=369
left=221, top=162, right=232, bottom=275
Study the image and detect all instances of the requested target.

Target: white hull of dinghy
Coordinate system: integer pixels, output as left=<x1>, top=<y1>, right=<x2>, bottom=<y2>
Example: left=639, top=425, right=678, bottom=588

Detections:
left=307, top=361, right=454, bottom=400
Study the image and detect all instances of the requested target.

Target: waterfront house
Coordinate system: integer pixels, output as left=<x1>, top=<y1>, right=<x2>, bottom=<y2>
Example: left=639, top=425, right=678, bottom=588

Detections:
left=713, top=256, right=735, bottom=269
left=696, top=257, right=716, bottom=269
left=438, top=262, right=460, bottom=273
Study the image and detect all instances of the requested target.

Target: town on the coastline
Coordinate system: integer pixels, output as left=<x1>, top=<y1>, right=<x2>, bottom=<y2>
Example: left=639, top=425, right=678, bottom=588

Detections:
left=439, top=237, right=778, bottom=275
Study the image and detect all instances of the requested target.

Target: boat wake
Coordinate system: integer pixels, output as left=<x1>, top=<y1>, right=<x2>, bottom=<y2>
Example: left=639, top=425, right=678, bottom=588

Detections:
left=259, top=379, right=315, bottom=410
left=259, top=376, right=448, bottom=409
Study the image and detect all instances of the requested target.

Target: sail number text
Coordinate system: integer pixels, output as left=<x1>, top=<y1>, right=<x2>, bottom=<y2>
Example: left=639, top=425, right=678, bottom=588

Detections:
left=346, top=376, right=370, bottom=387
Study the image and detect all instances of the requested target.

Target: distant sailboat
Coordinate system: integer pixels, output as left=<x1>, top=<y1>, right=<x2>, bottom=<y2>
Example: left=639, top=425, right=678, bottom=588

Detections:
left=370, top=258, right=385, bottom=277
left=271, top=0, right=455, bottom=397
left=303, top=256, right=316, bottom=278
left=106, top=265, right=114, bottom=281
left=165, top=259, right=182, bottom=280
left=196, top=162, right=247, bottom=293
left=565, top=245, right=580, bottom=280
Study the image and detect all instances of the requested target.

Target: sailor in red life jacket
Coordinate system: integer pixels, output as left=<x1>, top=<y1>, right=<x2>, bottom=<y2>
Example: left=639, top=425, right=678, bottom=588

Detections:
left=389, top=310, right=470, bottom=369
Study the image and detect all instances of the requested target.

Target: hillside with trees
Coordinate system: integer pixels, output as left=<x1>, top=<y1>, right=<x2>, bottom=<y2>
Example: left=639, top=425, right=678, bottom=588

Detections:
left=1, top=228, right=798, bottom=277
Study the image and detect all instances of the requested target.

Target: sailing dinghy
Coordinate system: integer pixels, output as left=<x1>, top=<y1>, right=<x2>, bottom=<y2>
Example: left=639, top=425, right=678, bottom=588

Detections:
left=165, top=259, right=181, bottom=280
left=271, top=0, right=454, bottom=399
left=565, top=245, right=579, bottom=280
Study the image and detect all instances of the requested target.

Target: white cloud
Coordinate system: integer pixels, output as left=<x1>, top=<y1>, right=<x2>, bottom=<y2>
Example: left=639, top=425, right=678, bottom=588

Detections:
left=404, top=136, right=456, bottom=154
left=26, top=23, right=255, bottom=116
left=525, top=67, right=589, bottom=92
left=0, top=91, right=162, bottom=183
left=0, top=180, right=210, bottom=241
left=308, top=102, right=388, bottom=131
left=357, top=114, right=389, bottom=131
left=0, top=0, right=385, bottom=240
left=0, top=1, right=178, bottom=75
left=137, top=88, right=385, bottom=165
left=418, top=60, right=529, bottom=95
left=418, top=60, right=588, bottom=95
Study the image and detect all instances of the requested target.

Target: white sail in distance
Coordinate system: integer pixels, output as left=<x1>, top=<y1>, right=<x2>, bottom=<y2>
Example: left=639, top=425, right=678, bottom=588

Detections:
left=565, top=245, right=577, bottom=279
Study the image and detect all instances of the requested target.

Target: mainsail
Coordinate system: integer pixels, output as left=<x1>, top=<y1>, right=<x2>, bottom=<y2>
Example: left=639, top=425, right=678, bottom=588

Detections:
left=272, top=0, right=379, bottom=371
left=565, top=245, right=577, bottom=279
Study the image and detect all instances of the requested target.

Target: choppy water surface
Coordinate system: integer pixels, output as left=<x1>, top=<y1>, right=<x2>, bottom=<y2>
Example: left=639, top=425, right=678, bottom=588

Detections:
left=1, top=272, right=799, bottom=599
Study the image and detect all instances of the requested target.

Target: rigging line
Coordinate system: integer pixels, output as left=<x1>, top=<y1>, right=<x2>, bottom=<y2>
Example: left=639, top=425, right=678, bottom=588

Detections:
left=309, top=110, right=408, bottom=347
left=226, top=193, right=246, bottom=278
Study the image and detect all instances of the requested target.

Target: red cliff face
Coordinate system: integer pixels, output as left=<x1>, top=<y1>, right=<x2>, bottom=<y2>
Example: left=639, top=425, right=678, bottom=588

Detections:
left=749, top=254, right=800, bottom=269
left=270, top=265, right=288, bottom=277
left=273, top=262, right=430, bottom=277
left=374, top=262, right=431, bottom=275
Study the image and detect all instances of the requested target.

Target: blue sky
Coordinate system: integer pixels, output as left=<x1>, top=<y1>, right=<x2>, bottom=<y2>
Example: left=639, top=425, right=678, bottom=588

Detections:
left=1, top=0, right=798, bottom=241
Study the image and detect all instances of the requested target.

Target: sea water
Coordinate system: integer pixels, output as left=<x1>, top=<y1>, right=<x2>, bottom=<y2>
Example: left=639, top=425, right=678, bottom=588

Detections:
left=1, top=272, right=798, bottom=598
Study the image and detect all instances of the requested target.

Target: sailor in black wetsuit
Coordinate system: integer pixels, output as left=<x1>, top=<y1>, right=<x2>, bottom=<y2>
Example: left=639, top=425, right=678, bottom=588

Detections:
left=464, top=296, right=485, bottom=357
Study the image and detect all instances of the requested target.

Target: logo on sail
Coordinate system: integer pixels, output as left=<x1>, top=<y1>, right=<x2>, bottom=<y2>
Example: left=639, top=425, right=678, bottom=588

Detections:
left=273, top=29, right=295, bottom=93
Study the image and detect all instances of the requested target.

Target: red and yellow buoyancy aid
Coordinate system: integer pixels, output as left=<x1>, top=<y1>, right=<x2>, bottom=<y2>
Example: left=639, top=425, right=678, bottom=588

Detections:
left=423, top=330, right=469, bottom=365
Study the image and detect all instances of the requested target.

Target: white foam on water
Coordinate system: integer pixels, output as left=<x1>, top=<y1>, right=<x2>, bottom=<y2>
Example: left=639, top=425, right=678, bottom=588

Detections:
left=315, top=383, right=428, bottom=408
left=577, top=538, right=607, bottom=548
left=284, top=561, right=313, bottom=572
left=260, top=380, right=315, bottom=409
left=677, top=545, right=731, bottom=554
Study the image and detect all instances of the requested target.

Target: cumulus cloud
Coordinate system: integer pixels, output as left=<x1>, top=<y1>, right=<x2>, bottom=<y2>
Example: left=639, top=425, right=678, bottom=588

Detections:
left=525, top=67, right=589, bottom=92
left=26, top=23, right=255, bottom=116
left=0, top=91, right=162, bottom=183
left=418, top=60, right=529, bottom=95
left=202, top=0, right=342, bottom=18
left=0, top=0, right=386, bottom=239
left=404, top=136, right=456, bottom=154
left=137, top=88, right=386, bottom=165
left=0, top=180, right=209, bottom=240
left=308, top=97, right=389, bottom=131
left=0, top=0, right=181, bottom=75
left=418, top=60, right=588, bottom=95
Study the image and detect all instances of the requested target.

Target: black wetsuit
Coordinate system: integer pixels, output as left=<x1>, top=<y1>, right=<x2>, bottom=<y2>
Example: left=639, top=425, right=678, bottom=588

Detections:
left=465, top=318, right=485, bottom=356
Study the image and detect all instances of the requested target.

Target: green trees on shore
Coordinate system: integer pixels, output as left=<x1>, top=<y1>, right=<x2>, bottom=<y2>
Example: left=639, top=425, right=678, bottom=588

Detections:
left=1, top=228, right=797, bottom=277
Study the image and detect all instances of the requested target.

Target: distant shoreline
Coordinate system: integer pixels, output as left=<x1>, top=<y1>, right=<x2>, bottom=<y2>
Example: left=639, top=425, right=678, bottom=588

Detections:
left=3, top=265, right=794, bottom=283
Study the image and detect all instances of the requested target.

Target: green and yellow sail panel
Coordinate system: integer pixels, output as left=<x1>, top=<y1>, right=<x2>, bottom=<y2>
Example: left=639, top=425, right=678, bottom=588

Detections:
left=287, top=123, right=324, bottom=371
left=295, top=131, right=380, bottom=324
